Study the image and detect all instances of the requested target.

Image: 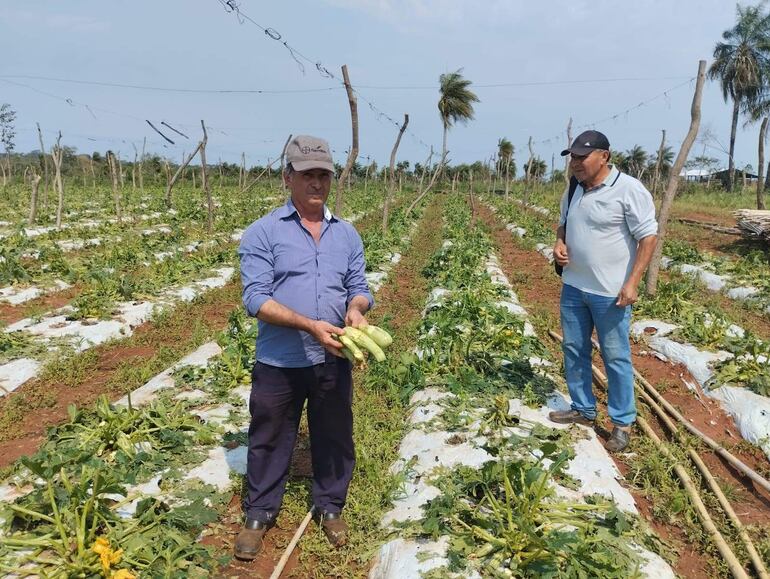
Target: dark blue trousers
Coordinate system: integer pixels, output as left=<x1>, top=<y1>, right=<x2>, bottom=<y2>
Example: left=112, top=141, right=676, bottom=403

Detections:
left=243, top=354, right=354, bottom=523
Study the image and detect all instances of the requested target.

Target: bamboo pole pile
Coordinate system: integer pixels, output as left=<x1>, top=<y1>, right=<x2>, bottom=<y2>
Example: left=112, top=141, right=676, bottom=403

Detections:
left=734, top=209, right=770, bottom=243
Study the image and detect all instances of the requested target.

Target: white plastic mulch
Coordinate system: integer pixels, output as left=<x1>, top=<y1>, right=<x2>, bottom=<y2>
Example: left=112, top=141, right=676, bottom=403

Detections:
left=631, top=319, right=770, bottom=460
left=0, top=267, right=235, bottom=397
left=370, top=247, right=674, bottom=579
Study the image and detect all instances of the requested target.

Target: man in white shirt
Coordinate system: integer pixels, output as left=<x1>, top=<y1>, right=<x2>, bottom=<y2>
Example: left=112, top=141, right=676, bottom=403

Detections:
left=549, top=130, right=658, bottom=452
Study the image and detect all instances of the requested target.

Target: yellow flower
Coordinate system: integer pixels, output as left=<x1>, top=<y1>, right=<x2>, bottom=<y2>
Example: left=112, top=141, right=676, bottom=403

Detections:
left=112, top=570, right=136, bottom=579
left=92, top=536, right=111, bottom=556
left=91, top=537, right=123, bottom=574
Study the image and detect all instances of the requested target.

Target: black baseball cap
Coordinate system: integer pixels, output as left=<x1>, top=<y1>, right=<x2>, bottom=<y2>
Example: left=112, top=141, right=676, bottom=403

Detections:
left=560, top=130, right=611, bottom=156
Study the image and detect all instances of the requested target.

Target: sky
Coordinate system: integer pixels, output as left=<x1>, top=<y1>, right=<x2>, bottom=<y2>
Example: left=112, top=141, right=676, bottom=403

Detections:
left=0, top=1, right=762, bottom=173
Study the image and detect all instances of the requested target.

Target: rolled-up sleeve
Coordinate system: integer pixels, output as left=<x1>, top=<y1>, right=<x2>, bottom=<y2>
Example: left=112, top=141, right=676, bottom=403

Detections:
left=344, top=227, right=375, bottom=309
left=238, top=222, right=274, bottom=317
left=624, top=184, right=658, bottom=240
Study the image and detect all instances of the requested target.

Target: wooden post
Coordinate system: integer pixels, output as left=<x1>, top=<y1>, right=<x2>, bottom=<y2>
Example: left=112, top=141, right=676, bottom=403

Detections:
left=504, top=158, right=511, bottom=201
left=652, top=129, right=666, bottom=196
left=107, top=151, right=122, bottom=223
left=139, top=137, right=145, bottom=195
left=36, top=123, right=50, bottom=211
left=280, top=133, right=293, bottom=193
left=200, top=120, right=213, bottom=233
left=524, top=136, right=534, bottom=205
left=336, top=65, right=359, bottom=216
left=28, top=173, right=41, bottom=225
left=646, top=60, right=707, bottom=294
left=239, top=152, right=246, bottom=189
left=51, top=132, right=65, bottom=229
left=383, top=114, right=409, bottom=232
left=758, top=118, right=768, bottom=210
left=564, top=117, right=572, bottom=185
left=166, top=144, right=203, bottom=208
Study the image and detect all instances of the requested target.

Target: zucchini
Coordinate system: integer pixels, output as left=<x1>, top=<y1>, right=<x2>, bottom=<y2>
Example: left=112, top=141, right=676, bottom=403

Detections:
left=338, top=334, right=364, bottom=361
left=346, top=327, right=386, bottom=362
left=361, top=325, right=393, bottom=348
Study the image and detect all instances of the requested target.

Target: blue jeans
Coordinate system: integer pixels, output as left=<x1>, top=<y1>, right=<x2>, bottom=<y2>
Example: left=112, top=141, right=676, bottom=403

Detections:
left=560, top=284, right=636, bottom=426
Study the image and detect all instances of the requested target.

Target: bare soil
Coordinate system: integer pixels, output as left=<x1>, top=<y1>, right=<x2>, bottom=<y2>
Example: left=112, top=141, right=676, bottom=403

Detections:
left=0, top=283, right=243, bottom=469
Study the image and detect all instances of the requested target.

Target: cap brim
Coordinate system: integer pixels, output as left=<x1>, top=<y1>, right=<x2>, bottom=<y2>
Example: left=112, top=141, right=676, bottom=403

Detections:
left=291, top=160, right=335, bottom=173
left=561, top=146, right=597, bottom=157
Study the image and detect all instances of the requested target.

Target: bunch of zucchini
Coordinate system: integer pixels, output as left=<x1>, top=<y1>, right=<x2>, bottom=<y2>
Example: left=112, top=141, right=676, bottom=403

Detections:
left=336, top=325, right=393, bottom=365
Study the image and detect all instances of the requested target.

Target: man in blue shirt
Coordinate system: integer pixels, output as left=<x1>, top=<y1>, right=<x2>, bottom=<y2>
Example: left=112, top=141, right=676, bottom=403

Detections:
left=235, top=135, right=373, bottom=560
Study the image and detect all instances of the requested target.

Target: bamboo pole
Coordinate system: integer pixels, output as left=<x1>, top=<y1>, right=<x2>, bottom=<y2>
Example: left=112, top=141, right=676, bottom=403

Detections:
left=638, top=388, right=769, bottom=579
left=551, top=329, right=751, bottom=579
left=269, top=508, right=315, bottom=579
left=584, top=334, right=770, bottom=495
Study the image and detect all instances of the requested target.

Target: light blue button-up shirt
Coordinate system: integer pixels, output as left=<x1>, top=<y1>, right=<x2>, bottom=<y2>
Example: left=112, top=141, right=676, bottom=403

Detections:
left=238, top=198, right=374, bottom=368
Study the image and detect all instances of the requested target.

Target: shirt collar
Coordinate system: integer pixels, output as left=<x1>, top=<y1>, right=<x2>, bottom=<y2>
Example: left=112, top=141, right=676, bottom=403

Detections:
left=278, top=198, right=337, bottom=222
left=584, top=165, right=619, bottom=192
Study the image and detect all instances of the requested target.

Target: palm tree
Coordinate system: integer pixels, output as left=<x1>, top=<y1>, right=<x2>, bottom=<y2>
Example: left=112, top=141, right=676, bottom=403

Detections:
left=406, top=69, right=479, bottom=216
left=709, top=3, right=770, bottom=192
left=624, top=145, right=649, bottom=179
left=497, top=137, right=514, bottom=199
left=438, top=69, right=480, bottom=169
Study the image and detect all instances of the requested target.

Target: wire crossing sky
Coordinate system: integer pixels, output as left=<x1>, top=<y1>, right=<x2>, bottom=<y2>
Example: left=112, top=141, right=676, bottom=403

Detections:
left=0, top=1, right=759, bottom=171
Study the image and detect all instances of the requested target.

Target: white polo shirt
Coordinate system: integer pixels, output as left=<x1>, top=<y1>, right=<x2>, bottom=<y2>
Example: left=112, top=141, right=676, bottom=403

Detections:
left=558, top=166, right=658, bottom=297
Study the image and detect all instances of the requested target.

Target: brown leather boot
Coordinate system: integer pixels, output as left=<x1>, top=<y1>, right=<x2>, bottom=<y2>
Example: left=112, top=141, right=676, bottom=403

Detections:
left=547, top=409, right=595, bottom=426
left=234, top=519, right=272, bottom=560
left=316, top=511, right=348, bottom=548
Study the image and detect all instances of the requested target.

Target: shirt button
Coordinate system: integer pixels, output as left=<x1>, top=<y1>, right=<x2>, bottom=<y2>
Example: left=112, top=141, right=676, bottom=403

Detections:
left=317, top=294, right=321, bottom=298
left=317, top=273, right=321, bottom=277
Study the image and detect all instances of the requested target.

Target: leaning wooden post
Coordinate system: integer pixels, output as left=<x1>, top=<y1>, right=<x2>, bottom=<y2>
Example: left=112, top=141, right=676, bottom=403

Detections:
left=651, top=129, right=666, bottom=196
left=279, top=134, right=292, bottom=193
left=757, top=117, right=768, bottom=210
left=36, top=123, right=50, bottom=209
left=564, top=118, right=572, bottom=185
left=200, top=120, right=213, bottom=233
left=166, top=143, right=203, bottom=208
left=336, top=65, right=359, bottom=216
left=28, top=172, right=41, bottom=225
left=107, top=151, right=122, bottom=223
left=51, top=132, right=65, bottom=229
left=646, top=60, right=707, bottom=295
left=383, top=113, right=409, bottom=232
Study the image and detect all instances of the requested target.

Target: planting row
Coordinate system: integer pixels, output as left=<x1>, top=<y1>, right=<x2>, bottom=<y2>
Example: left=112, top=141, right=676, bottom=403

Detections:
left=371, top=196, right=672, bottom=578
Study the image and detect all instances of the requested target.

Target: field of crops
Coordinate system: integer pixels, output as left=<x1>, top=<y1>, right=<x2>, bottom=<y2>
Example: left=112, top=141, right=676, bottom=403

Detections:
left=0, top=173, right=769, bottom=579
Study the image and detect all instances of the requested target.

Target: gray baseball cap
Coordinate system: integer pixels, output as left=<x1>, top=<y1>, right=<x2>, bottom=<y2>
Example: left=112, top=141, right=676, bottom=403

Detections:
left=285, top=135, right=335, bottom=172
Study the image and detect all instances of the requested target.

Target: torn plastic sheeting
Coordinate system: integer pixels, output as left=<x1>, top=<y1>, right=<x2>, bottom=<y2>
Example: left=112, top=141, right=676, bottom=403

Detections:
left=677, top=263, right=728, bottom=292
left=727, top=286, right=760, bottom=300
left=0, top=280, right=70, bottom=306
left=536, top=243, right=555, bottom=263
left=632, top=319, right=770, bottom=458
left=369, top=537, right=464, bottom=579
left=631, top=319, right=733, bottom=385
left=506, top=223, right=527, bottom=237
left=184, top=445, right=247, bottom=492
left=381, top=479, right=442, bottom=526
left=709, top=385, right=770, bottom=459
left=507, top=395, right=638, bottom=514
left=116, top=341, right=222, bottom=407
left=0, top=358, right=41, bottom=397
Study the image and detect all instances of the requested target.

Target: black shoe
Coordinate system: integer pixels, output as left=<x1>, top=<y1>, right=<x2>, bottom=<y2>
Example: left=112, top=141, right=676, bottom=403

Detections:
left=314, top=510, right=348, bottom=548
left=234, top=518, right=273, bottom=560
left=547, top=409, right=595, bottom=426
left=605, top=427, right=631, bottom=453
